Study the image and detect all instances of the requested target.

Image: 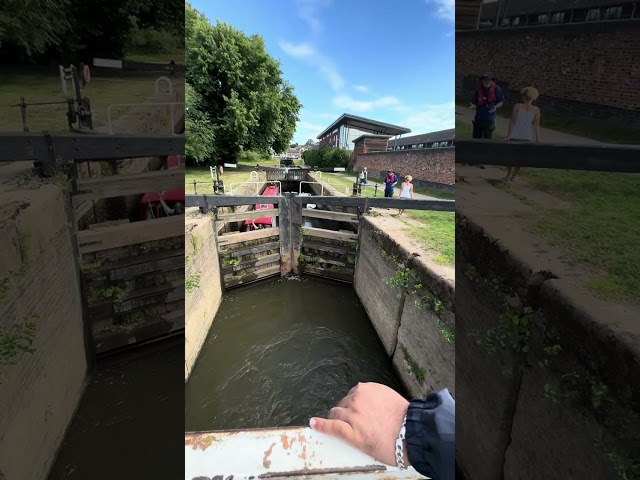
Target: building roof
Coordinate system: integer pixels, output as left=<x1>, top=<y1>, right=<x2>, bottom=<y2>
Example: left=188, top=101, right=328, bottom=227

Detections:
left=456, top=0, right=483, bottom=30
left=480, top=0, right=635, bottom=19
left=388, top=128, right=455, bottom=147
left=351, top=134, right=393, bottom=144
left=317, top=114, right=411, bottom=139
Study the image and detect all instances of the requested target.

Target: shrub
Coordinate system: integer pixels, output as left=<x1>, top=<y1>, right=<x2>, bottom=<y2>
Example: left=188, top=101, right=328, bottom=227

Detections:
left=126, top=27, right=178, bottom=53
left=302, top=147, right=350, bottom=168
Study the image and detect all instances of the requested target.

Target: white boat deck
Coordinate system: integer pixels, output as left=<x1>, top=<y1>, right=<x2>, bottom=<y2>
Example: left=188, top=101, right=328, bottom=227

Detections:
left=185, top=426, right=428, bottom=479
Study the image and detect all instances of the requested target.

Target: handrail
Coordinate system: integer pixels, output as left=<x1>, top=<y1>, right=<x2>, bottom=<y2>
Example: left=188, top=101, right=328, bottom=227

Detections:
left=229, top=181, right=281, bottom=196
left=299, top=181, right=324, bottom=196
left=107, top=102, right=184, bottom=135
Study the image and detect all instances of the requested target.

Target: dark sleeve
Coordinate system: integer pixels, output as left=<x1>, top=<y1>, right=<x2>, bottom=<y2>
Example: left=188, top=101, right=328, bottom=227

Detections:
left=405, top=388, right=455, bottom=480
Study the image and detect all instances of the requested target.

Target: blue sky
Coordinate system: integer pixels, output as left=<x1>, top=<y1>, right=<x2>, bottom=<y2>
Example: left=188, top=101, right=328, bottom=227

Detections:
left=189, top=0, right=455, bottom=144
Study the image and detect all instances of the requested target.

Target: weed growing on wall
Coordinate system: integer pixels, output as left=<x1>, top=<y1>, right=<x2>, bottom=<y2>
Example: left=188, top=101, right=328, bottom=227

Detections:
left=223, top=258, right=239, bottom=267
left=186, top=272, right=202, bottom=293
left=474, top=307, right=535, bottom=355
left=401, top=346, right=426, bottom=383
left=0, top=229, right=33, bottom=301
left=0, top=320, right=37, bottom=367
left=87, top=283, right=128, bottom=304
left=607, top=450, right=640, bottom=480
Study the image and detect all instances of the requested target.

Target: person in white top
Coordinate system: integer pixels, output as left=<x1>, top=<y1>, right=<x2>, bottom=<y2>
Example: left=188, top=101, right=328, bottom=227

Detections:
left=505, top=86, right=541, bottom=181
left=398, top=175, right=414, bottom=216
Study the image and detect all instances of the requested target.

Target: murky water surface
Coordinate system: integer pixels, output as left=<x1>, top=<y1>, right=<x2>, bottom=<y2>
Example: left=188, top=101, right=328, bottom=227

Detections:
left=47, top=338, right=183, bottom=479
left=185, top=276, right=403, bottom=431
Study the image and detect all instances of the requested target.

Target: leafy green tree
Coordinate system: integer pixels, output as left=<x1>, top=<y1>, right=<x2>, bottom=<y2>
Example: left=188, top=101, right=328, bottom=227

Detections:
left=302, top=147, right=350, bottom=168
left=185, top=83, right=216, bottom=165
left=186, top=3, right=301, bottom=164
left=0, top=0, right=71, bottom=56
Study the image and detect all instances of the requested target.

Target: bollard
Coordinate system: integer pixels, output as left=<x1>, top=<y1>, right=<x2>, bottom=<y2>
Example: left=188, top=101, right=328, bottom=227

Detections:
left=357, top=183, right=362, bottom=196
left=193, top=180, right=197, bottom=194
left=374, top=184, right=378, bottom=196
left=352, top=182, right=358, bottom=196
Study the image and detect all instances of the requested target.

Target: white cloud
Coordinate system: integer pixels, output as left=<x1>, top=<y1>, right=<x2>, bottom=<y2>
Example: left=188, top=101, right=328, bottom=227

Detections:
left=297, top=120, right=326, bottom=132
left=400, top=101, right=455, bottom=134
left=354, top=85, right=369, bottom=93
left=425, top=0, right=455, bottom=23
left=332, top=94, right=400, bottom=112
left=301, top=110, right=340, bottom=120
left=279, top=41, right=344, bottom=91
left=297, top=0, right=331, bottom=33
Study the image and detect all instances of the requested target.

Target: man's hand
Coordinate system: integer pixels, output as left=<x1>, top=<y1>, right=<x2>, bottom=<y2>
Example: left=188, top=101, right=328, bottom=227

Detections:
left=309, top=382, right=409, bottom=466
left=489, top=106, right=497, bottom=113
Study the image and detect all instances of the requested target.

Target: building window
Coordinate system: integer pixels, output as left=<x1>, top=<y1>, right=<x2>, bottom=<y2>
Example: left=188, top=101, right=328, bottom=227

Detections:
left=537, top=14, right=549, bottom=24
left=501, top=17, right=511, bottom=27
left=586, top=8, right=601, bottom=21
left=551, top=12, right=565, bottom=24
left=605, top=6, right=623, bottom=19
left=512, top=16, right=520, bottom=26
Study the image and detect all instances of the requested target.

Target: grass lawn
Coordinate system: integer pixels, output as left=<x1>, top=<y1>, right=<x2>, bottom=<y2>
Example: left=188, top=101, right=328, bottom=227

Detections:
left=522, top=170, right=640, bottom=302
left=401, top=210, right=455, bottom=267
left=0, top=67, right=182, bottom=132
left=457, top=117, right=639, bottom=301
left=186, top=166, right=260, bottom=194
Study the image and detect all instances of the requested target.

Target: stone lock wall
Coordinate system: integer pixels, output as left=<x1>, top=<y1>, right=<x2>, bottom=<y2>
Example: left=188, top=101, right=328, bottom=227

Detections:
left=354, top=217, right=455, bottom=399
left=185, top=214, right=224, bottom=381
left=0, top=184, right=87, bottom=480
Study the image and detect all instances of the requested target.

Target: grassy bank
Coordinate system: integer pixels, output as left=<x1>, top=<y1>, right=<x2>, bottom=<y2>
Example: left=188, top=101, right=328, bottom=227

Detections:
left=456, top=120, right=639, bottom=301
left=0, top=67, right=181, bottom=132
left=523, top=170, right=640, bottom=301
left=185, top=166, right=257, bottom=194
left=402, top=211, right=455, bottom=267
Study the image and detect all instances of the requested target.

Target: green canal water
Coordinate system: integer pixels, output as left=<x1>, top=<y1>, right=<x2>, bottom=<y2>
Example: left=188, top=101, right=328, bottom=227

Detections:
left=185, top=275, right=404, bottom=431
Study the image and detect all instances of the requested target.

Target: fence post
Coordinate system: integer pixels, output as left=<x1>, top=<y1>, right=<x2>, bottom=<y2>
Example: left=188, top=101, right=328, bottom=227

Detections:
left=279, top=193, right=292, bottom=276
left=19, top=97, right=28, bottom=132
left=291, top=194, right=303, bottom=275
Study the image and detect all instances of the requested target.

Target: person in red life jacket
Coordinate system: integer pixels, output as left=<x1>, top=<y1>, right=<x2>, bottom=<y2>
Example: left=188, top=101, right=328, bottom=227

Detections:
left=310, top=382, right=454, bottom=480
left=384, top=169, right=398, bottom=198
left=470, top=72, right=504, bottom=139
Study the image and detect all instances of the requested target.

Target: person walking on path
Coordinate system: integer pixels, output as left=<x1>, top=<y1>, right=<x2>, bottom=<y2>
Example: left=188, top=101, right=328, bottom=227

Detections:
left=470, top=72, right=504, bottom=139
left=504, top=86, right=541, bottom=181
left=384, top=169, right=398, bottom=198
left=398, top=175, right=414, bottom=216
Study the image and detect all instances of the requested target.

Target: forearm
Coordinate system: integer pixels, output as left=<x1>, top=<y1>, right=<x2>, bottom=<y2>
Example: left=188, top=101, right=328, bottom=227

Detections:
left=405, top=389, right=455, bottom=480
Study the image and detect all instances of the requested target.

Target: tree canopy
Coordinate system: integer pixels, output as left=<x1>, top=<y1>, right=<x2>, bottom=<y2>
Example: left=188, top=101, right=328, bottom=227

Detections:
left=185, top=3, right=301, bottom=165
left=0, top=0, right=184, bottom=63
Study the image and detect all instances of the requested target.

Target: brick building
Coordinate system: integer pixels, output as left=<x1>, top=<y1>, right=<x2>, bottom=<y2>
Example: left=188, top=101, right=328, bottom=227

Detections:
left=457, top=0, right=640, bottom=125
left=387, top=129, right=455, bottom=151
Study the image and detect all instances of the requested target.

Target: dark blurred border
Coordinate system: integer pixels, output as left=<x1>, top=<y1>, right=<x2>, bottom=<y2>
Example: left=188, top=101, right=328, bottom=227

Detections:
left=0, top=1, right=185, bottom=478
left=455, top=1, right=640, bottom=479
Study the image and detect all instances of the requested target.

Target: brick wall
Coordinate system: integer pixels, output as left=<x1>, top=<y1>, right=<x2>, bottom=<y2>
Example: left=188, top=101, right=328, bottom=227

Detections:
left=456, top=22, right=640, bottom=125
left=354, top=148, right=455, bottom=190
left=0, top=185, right=87, bottom=480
